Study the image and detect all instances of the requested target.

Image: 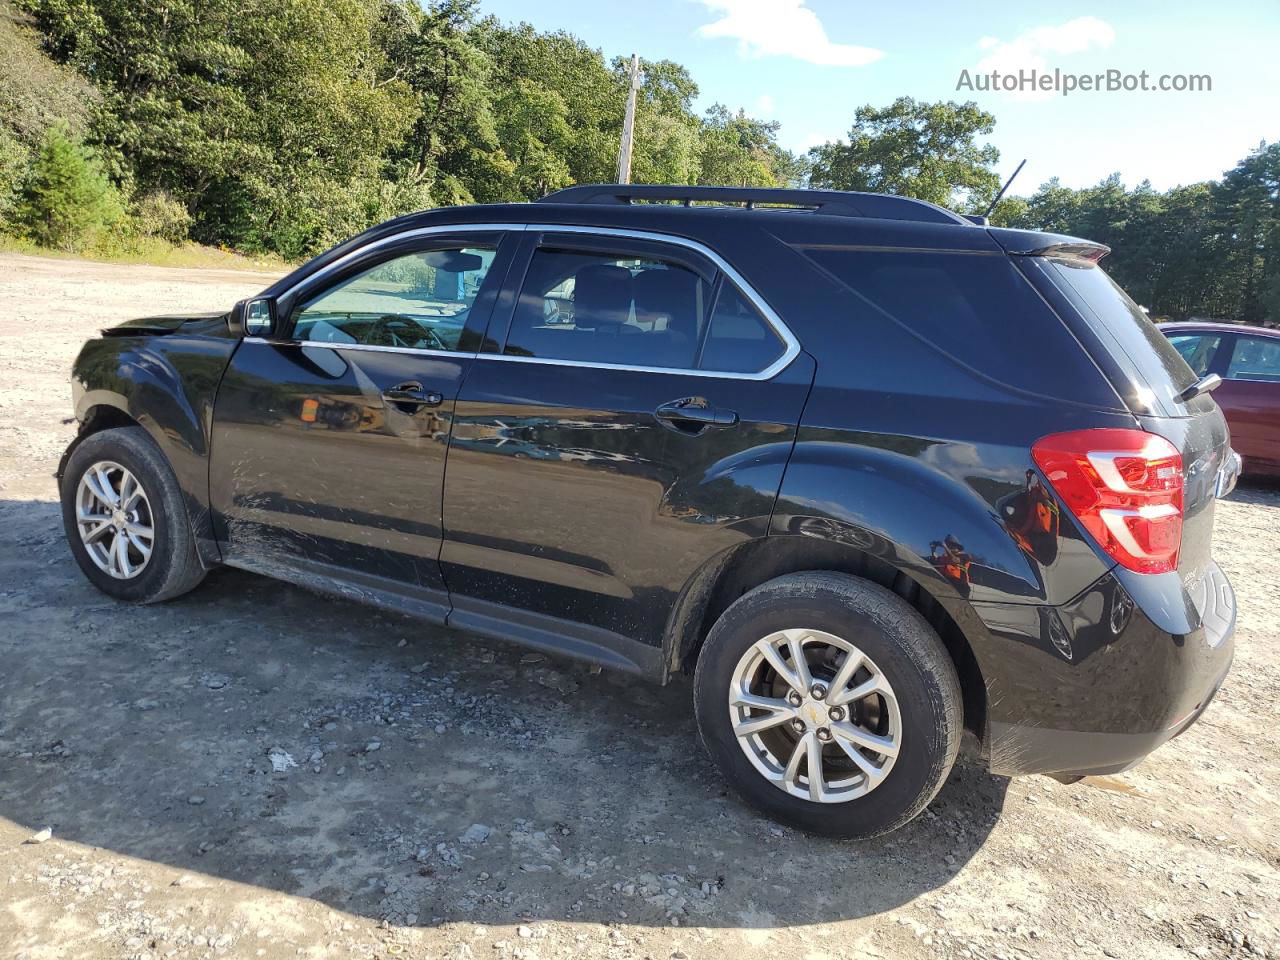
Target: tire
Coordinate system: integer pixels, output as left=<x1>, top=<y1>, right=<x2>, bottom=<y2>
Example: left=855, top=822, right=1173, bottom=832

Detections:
left=60, top=426, right=206, bottom=604
left=693, top=571, right=962, bottom=839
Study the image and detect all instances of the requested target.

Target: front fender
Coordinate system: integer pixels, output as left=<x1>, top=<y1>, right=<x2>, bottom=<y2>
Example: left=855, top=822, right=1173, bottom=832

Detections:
left=68, top=335, right=238, bottom=565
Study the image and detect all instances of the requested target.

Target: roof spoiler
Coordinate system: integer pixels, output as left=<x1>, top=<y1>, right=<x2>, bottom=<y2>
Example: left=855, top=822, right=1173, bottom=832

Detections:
left=989, top=227, right=1110, bottom=263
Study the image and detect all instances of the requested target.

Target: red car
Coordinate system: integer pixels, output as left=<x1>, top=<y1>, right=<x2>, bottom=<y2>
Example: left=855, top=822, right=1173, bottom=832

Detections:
left=1160, top=322, right=1280, bottom=476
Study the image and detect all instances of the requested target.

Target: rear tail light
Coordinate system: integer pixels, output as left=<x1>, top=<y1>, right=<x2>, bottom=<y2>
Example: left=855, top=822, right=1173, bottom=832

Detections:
left=1031, top=428, right=1183, bottom=574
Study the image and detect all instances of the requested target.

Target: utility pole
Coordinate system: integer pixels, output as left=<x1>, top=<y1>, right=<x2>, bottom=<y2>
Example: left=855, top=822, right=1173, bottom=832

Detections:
left=617, top=53, right=641, bottom=184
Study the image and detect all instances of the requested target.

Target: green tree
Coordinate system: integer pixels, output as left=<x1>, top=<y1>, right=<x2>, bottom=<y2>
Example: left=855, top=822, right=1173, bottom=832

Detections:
left=24, top=0, right=419, bottom=257
left=480, top=21, right=624, bottom=189
left=1016, top=177, right=1083, bottom=232
left=1006, top=165, right=1278, bottom=326
left=493, top=79, right=573, bottom=197
left=15, top=124, right=121, bottom=248
left=1212, top=141, right=1280, bottom=325
left=807, top=97, right=1000, bottom=208
left=626, top=58, right=701, bottom=185
left=697, top=104, right=789, bottom=187
left=382, top=0, right=515, bottom=205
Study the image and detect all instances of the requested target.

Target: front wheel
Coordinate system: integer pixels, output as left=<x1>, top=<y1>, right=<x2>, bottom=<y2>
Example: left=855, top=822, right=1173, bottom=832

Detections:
left=693, top=572, right=962, bottom=838
left=60, top=426, right=206, bottom=603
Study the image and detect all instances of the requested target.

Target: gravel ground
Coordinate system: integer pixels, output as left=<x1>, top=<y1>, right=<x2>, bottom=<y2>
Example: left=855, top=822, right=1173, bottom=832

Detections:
left=1, top=251, right=1278, bottom=960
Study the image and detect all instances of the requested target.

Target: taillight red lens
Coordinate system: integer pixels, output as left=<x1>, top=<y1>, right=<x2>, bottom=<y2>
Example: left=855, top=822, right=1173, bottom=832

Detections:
left=1031, top=428, right=1183, bottom=574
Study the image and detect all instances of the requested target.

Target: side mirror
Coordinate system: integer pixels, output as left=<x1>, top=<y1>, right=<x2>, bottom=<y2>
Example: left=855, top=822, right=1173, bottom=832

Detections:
left=230, top=298, right=277, bottom=338
left=243, top=298, right=276, bottom=337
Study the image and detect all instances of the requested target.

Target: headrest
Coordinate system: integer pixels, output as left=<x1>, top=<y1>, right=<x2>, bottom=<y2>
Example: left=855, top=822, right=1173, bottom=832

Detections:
left=634, top=267, right=699, bottom=337
left=574, top=264, right=632, bottom=329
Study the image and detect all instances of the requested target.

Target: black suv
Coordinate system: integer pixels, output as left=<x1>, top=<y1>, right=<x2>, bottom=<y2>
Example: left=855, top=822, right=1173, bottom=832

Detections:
left=59, top=185, right=1238, bottom=838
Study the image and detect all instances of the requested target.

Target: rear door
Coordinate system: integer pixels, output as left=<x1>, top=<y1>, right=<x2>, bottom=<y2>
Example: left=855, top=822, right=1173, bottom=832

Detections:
left=438, top=228, right=814, bottom=673
left=1214, top=333, right=1280, bottom=470
left=210, top=229, right=517, bottom=615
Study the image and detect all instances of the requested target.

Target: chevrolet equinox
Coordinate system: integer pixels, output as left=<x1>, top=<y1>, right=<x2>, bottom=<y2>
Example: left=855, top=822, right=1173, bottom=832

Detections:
left=59, top=185, right=1238, bottom=838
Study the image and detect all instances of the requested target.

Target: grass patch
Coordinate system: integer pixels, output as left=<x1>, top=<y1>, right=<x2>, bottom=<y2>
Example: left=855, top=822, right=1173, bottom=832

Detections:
left=0, top=233, right=292, bottom=273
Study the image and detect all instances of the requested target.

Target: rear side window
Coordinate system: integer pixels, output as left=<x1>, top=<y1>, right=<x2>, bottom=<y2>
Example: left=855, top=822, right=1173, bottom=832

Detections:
left=799, top=248, right=1104, bottom=400
left=1225, top=335, right=1280, bottom=382
left=505, top=249, right=708, bottom=369
left=503, top=245, right=786, bottom=375
left=1043, top=259, right=1198, bottom=405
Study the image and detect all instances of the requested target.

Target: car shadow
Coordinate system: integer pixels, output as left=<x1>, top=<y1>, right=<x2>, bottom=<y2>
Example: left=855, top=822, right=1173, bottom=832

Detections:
left=0, top=497, right=1008, bottom=932
left=1226, top=476, right=1280, bottom=508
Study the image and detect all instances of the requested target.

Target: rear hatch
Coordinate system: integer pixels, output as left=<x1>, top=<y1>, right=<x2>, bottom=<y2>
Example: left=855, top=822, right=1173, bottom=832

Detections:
left=1007, top=237, right=1232, bottom=594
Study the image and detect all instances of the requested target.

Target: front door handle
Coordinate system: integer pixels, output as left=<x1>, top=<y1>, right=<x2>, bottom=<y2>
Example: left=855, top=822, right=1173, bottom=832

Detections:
left=382, top=381, right=443, bottom=409
left=655, top=400, right=739, bottom=433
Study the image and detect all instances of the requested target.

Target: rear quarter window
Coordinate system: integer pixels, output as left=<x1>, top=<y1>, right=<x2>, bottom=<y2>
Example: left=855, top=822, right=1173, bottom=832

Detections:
left=796, top=247, right=1108, bottom=402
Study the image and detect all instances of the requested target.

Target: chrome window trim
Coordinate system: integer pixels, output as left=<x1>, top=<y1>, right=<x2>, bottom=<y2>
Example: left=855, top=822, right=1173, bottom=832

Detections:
left=242, top=338, right=464, bottom=359
left=261, top=221, right=801, bottom=382
left=478, top=351, right=782, bottom=379
left=277, top=223, right=526, bottom=304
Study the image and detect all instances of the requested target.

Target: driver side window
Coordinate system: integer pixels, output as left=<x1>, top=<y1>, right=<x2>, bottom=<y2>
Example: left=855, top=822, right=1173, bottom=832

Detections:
left=291, top=245, right=497, bottom=352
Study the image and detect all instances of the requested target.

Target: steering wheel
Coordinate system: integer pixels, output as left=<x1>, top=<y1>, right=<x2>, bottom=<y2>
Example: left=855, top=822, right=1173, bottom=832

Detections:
left=367, top=314, right=448, bottom=351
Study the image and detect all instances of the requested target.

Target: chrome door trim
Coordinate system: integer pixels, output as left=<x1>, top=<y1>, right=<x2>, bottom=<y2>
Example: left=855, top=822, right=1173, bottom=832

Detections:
left=478, top=351, right=786, bottom=380
left=276, top=223, right=528, bottom=304
left=263, top=221, right=802, bottom=381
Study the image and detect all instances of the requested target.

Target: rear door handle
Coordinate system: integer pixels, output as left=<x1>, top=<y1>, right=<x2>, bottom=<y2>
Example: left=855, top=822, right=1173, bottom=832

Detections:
left=655, top=400, right=739, bottom=432
left=382, top=381, right=443, bottom=408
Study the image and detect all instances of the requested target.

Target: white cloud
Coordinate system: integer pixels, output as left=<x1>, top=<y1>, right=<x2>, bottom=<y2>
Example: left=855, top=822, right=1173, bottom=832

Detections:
left=695, top=0, right=884, bottom=68
left=974, top=16, right=1116, bottom=100
left=756, top=93, right=775, bottom=113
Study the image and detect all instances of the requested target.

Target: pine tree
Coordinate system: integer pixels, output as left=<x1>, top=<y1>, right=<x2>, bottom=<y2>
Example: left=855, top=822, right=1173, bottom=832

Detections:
left=16, top=126, right=120, bottom=250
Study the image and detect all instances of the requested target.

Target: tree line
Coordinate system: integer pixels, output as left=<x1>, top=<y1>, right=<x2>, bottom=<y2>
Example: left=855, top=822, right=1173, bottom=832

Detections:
left=806, top=99, right=1278, bottom=326
left=1, top=0, right=1276, bottom=325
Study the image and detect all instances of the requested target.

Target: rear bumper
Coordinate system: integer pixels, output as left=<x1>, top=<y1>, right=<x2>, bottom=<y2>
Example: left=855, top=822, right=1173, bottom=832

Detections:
left=987, top=649, right=1231, bottom=778
left=968, top=561, right=1235, bottom=778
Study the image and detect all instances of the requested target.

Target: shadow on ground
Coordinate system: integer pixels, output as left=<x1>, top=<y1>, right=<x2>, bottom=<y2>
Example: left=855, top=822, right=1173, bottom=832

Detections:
left=0, top=497, right=1008, bottom=931
left=1227, top=476, right=1280, bottom=508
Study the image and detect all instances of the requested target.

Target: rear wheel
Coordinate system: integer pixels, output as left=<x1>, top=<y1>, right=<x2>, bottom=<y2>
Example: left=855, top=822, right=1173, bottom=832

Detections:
left=60, top=426, right=206, bottom=603
left=693, top=572, right=962, bottom=838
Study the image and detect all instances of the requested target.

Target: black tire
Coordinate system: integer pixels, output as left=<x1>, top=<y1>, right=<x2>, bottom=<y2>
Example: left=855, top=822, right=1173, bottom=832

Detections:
left=693, top=571, right=962, bottom=839
left=60, top=426, right=206, bottom=603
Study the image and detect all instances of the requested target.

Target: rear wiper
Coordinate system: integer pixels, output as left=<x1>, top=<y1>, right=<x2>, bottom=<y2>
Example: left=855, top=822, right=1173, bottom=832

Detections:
left=1176, top=373, right=1223, bottom=403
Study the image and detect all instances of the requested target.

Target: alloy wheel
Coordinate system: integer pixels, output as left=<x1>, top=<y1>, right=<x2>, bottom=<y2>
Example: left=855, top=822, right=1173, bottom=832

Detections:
left=728, top=628, right=901, bottom=803
left=75, top=460, right=155, bottom=580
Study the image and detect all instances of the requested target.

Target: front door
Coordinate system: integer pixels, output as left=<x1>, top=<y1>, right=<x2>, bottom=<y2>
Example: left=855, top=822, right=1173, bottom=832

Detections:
left=210, top=230, right=515, bottom=616
left=439, top=229, right=814, bottom=673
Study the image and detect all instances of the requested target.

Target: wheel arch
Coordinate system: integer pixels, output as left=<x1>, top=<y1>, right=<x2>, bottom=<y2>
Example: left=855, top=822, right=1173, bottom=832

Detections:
left=56, top=402, right=140, bottom=480
left=59, top=398, right=222, bottom=570
left=665, top=535, right=988, bottom=741
left=63, top=334, right=237, bottom=568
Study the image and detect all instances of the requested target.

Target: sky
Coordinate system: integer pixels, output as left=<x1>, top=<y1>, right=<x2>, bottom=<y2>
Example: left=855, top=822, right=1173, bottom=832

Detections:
left=478, top=0, right=1280, bottom=194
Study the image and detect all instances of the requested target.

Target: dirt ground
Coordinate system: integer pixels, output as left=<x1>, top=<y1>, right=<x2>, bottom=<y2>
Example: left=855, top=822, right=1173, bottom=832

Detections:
left=1, top=251, right=1277, bottom=960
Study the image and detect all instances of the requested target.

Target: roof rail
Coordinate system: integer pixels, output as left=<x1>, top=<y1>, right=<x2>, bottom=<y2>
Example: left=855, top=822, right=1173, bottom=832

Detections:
left=538, top=184, right=970, bottom=226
